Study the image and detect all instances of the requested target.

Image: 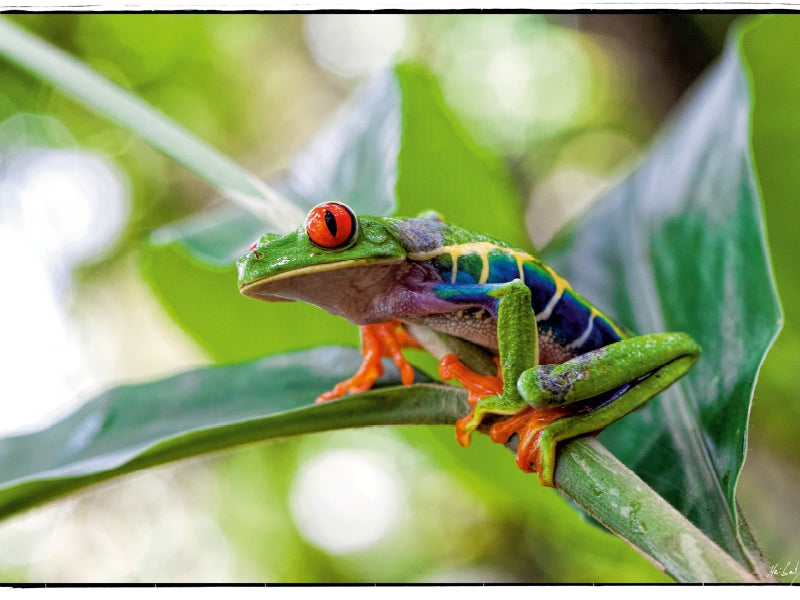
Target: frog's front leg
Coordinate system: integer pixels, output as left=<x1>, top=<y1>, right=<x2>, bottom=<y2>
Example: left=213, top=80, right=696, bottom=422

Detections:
left=493, top=332, right=701, bottom=487
left=317, top=320, right=420, bottom=402
left=438, top=279, right=538, bottom=445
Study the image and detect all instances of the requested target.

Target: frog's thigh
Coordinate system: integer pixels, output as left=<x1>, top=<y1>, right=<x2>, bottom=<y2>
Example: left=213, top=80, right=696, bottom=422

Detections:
left=529, top=333, right=700, bottom=485
left=519, top=332, right=701, bottom=410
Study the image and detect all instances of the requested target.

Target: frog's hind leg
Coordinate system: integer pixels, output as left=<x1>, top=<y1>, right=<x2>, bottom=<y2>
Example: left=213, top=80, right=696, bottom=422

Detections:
left=492, top=332, right=701, bottom=487
left=435, top=277, right=700, bottom=489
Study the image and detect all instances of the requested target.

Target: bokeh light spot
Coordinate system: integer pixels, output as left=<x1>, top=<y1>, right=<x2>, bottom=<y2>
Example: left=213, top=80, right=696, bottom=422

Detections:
left=304, top=14, right=407, bottom=79
left=1, top=149, right=128, bottom=267
left=0, top=147, right=128, bottom=435
left=289, top=449, right=404, bottom=555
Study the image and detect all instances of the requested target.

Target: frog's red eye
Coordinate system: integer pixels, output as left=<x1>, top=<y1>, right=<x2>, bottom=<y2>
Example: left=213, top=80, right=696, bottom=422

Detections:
left=248, top=241, right=258, bottom=252
left=305, top=202, right=358, bottom=249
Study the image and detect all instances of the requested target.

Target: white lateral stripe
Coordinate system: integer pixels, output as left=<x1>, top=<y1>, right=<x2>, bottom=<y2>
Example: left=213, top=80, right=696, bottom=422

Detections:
left=535, top=289, right=562, bottom=322
left=565, top=315, right=596, bottom=350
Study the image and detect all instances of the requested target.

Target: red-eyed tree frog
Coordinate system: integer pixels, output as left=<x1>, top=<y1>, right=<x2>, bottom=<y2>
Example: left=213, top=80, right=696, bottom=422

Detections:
left=237, top=202, right=700, bottom=487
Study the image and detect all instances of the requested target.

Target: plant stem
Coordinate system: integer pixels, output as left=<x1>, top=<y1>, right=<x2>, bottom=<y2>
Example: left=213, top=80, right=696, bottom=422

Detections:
left=0, top=17, right=303, bottom=231
left=552, top=438, right=760, bottom=582
left=406, top=324, right=764, bottom=583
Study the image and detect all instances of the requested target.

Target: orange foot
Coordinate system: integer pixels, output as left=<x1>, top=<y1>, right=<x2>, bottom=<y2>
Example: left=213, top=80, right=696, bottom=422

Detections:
left=317, top=320, right=421, bottom=403
left=488, top=404, right=572, bottom=486
left=438, top=353, right=503, bottom=447
left=438, top=353, right=572, bottom=487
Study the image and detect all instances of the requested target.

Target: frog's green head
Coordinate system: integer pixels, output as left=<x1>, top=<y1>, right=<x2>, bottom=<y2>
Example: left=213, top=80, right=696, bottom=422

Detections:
left=237, top=202, right=408, bottom=316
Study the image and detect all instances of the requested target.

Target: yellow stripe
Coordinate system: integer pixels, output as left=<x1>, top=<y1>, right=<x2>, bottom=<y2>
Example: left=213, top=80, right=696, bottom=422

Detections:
left=478, top=253, right=489, bottom=283
left=408, top=242, right=534, bottom=285
left=515, top=253, right=527, bottom=280
left=565, top=308, right=599, bottom=350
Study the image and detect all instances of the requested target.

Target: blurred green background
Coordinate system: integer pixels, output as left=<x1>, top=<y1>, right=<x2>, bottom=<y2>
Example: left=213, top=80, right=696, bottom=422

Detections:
left=0, top=13, right=796, bottom=582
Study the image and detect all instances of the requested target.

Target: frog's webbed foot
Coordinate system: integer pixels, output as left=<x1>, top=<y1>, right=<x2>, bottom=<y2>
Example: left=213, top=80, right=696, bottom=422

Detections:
left=438, top=353, right=504, bottom=446
left=488, top=405, right=576, bottom=487
left=317, top=320, right=420, bottom=403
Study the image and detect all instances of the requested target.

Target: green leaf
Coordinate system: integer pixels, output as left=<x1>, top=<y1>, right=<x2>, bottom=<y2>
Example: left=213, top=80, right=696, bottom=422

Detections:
left=0, top=334, right=755, bottom=581
left=0, top=347, right=457, bottom=520
left=542, top=37, right=781, bottom=564
left=739, top=15, right=800, bottom=459
left=393, top=63, right=528, bottom=250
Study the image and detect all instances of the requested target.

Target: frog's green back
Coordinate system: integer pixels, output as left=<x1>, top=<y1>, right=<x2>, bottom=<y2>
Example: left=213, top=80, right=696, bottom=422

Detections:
left=392, top=216, right=629, bottom=362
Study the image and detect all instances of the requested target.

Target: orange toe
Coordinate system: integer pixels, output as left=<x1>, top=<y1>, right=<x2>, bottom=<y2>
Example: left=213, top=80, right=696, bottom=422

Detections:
left=439, top=353, right=505, bottom=448
left=316, top=321, right=418, bottom=403
left=438, top=354, right=503, bottom=401
left=489, top=404, right=573, bottom=474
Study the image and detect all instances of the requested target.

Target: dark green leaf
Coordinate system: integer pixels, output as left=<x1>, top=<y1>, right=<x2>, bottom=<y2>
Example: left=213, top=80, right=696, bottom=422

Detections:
left=393, top=63, right=528, bottom=250
left=542, top=40, right=781, bottom=564
left=0, top=347, right=459, bottom=520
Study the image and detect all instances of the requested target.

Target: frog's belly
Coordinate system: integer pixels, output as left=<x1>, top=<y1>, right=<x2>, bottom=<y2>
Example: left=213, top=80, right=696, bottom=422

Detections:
left=403, top=311, right=580, bottom=366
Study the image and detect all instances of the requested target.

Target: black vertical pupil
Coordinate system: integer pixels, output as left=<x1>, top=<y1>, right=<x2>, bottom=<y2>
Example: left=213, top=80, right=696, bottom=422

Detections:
left=324, top=209, right=338, bottom=237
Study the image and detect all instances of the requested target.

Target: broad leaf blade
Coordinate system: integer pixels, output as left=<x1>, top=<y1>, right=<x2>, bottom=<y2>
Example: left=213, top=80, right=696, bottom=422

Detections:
left=543, top=41, right=781, bottom=562
left=394, top=63, right=529, bottom=250
left=0, top=347, right=462, bottom=520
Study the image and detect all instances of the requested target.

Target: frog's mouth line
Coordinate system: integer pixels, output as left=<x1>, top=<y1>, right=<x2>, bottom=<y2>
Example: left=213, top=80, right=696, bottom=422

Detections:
left=238, top=257, right=405, bottom=299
